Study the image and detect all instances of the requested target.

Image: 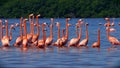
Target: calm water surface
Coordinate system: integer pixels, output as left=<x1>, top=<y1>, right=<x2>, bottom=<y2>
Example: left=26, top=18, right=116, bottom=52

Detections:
left=0, top=18, right=120, bottom=68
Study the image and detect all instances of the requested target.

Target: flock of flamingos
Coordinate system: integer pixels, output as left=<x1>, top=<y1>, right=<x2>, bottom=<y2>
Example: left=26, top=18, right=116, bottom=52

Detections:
left=0, top=14, right=119, bottom=51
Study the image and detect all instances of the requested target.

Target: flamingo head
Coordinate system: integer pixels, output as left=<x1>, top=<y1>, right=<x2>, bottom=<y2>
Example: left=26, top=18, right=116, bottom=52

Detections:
left=67, top=23, right=71, bottom=27
left=51, top=18, right=54, bottom=21
left=85, top=23, right=89, bottom=26
left=10, top=25, right=15, bottom=30
left=105, top=18, right=110, bottom=21
left=78, top=19, right=83, bottom=24
left=2, top=25, right=5, bottom=29
left=5, top=20, right=8, bottom=23
left=42, top=22, right=48, bottom=27
left=56, top=22, right=60, bottom=27
left=75, top=23, right=80, bottom=28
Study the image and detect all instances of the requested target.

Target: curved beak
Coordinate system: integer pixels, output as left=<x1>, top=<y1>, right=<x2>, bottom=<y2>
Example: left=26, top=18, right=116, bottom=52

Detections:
left=68, top=23, right=71, bottom=26
left=12, top=27, right=15, bottom=30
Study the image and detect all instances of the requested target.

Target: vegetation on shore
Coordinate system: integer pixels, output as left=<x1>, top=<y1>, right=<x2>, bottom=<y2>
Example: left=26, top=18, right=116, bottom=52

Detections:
left=0, top=0, right=120, bottom=18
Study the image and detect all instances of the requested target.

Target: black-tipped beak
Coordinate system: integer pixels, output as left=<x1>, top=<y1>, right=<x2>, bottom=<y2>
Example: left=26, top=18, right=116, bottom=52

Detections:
left=13, top=27, right=16, bottom=31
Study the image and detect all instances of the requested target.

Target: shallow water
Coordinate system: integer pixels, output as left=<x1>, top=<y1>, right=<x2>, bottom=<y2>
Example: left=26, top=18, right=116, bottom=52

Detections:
left=0, top=18, right=120, bottom=68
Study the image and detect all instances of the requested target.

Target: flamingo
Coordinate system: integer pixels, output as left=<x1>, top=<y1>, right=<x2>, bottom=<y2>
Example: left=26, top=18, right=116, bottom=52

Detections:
left=68, top=21, right=82, bottom=47
left=45, top=18, right=54, bottom=46
left=61, top=18, right=71, bottom=46
left=1, top=20, right=10, bottom=47
left=27, top=14, right=34, bottom=43
left=91, top=28, right=100, bottom=49
left=31, top=14, right=40, bottom=46
left=53, top=22, right=63, bottom=47
left=105, top=18, right=116, bottom=32
left=105, top=18, right=120, bottom=48
left=22, top=19, right=28, bottom=50
left=77, top=23, right=89, bottom=48
left=107, top=27, right=120, bottom=47
left=37, top=23, right=47, bottom=48
left=9, top=24, right=15, bottom=41
left=1, top=20, right=15, bottom=47
left=14, top=17, right=23, bottom=47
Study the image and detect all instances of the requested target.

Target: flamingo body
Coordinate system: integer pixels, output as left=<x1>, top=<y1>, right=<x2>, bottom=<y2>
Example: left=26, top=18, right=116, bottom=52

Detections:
left=78, top=39, right=88, bottom=47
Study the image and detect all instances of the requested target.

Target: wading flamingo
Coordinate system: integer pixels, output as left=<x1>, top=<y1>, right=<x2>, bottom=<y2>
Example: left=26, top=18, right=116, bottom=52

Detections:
left=105, top=18, right=120, bottom=48
left=27, top=14, right=34, bottom=43
left=68, top=20, right=82, bottom=47
left=45, top=18, right=54, bottom=46
left=91, top=28, right=100, bottom=49
left=31, top=14, right=40, bottom=46
left=77, top=23, right=89, bottom=48
left=1, top=20, right=15, bottom=47
left=14, top=17, right=23, bottom=47
left=37, top=23, right=47, bottom=48
left=22, top=19, right=28, bottom=50
left=53, top=22, right=63, bottom=47
left=61, top=18, right=71, bottom=46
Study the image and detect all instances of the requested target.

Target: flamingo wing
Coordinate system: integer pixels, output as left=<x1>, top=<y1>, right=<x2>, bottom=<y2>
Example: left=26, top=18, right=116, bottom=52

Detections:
left=109, top=36, right=119, bottom=44
left=69, top=38, right=79, bottom=45
left=78, top=39, right=88, bottom=46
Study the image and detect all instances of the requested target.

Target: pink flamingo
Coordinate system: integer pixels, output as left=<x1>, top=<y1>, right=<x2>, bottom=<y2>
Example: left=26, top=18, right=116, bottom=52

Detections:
left=37, top=23, right=47, bottom=48
left=68, top=21, right=82, bottom=47
left=45, top=18, right=54, bottom=46
left=91, top=28, right=100, bottom=49
left=14, top=17, right=23, bottom=47
left=77, top=23, right=89, bottom=48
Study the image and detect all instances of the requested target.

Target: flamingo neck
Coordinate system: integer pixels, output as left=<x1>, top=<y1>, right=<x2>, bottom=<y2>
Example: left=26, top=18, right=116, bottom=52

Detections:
left=76, top=27, right=79, bottom=38
left=78, top=27, right=82, bottom=39
left=58, top=25, right=60, bottom=39
left=32, top=23, right=34, bottom=35
left=107, top=20, right=110, bottom=27
left=51, top=19, right=54, bottom=27
left=98, top=28, right=100, bottom=45
left=29, top=16, right=32, bottom=34
left=50, top=24, right=53, bottom=38
left=42, top=25, right=46, bottom=43
left=44, top=30, right=46, bottom=43
left=30, top=16, right=34, bottom=34
left=24, top=20, right=27, bottom=38
left=37, top=24, right=40, bottom=36
left=36, top=16, right=39, bottom=36
left=36, top=16, right=39, bottom=25
left=65, top=24, right=69, bottom=39
left=86, top=25, right=88, bottom=39
left=6, top=21, right=8, bottom=37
